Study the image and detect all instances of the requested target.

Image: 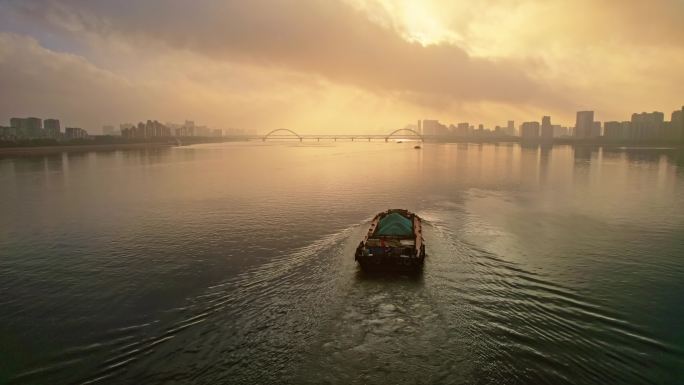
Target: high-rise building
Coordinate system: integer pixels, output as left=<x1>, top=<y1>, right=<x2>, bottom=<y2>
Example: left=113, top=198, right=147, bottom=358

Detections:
left=507, top=120, right=515, bottom=136
left=670, top=107, right=683, bottom=142
left=145, top=120, right=155, bottom=138
left=65, top=127, right=88, bottom=139
left=421, top=119, right=436, bottom=135
left=26, top=117, right=42, bottom=137
left=10, top=118, right=23, bottom=129
left=9, top=117, right=43, bottom=138
left=603, top=121, right=625, bottom=140
left=176, top=120, right=195, bottom=137
left=591, top=121, right=602, bottom=138
left=119, top=123, right=134, bottom=138
left=44, top=119, right=61, bottom=138
left=421, top=119, right=447, bottom=136
left=136, top=122, right=146, bottom=138
left=631, top=112, right=665, bottom=140
left=10, top=118, right=27, bottom=137
left=621, top=121, right=633, bottom=140
left=575, top=111, right=594, bottom=139
left=552, top=125, right=569, bottom=137
left=454, top=122, right=470, bottom=137
left=520, top=121, right=540, bottom=140
left=120, top=120, right=171, bottom=138
left=541, top=116, right=553, bottom=140
left=196, top=125, right=212, bottom=137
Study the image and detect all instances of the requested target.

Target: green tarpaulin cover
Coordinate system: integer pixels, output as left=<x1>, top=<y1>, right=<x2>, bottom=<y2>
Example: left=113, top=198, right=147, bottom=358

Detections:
left=375, top=212, right=413, bottom=236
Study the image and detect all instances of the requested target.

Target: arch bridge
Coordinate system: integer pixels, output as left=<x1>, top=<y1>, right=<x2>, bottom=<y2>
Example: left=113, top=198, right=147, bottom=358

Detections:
left=261, top=128, right=424, bottom=142
left=262, top=128, right=303, bottom=141
left=383, top=128, right=424, bottom=142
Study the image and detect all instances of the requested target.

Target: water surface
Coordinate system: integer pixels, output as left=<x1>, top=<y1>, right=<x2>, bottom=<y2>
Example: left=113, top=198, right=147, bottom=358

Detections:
left=1, top=142, right=683, bottom=384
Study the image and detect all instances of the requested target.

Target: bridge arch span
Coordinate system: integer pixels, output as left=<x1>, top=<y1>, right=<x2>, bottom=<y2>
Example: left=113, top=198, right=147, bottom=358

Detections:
left=385, top=128, right=424, bottom=142
left=262, top=128, right=302, bottom=141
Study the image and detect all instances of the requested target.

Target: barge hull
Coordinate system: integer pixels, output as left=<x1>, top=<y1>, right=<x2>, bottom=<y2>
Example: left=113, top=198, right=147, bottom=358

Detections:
left=354, top=209, right=426, bottom=271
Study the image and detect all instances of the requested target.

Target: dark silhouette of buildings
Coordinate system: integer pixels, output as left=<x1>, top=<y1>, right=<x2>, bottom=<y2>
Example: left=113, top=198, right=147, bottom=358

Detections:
left=5, top=117, right=63, bottom=139
left=521, top=121, right=540, bottom=139
left=592, top=121, right=602, bottom=137
left=121, top=120, right=171, bottom=138
left=541, top=116, right=553, bottom=140
left=44, top=119, right=61, bottom=138
left=672, top=107, right=684, bottom=141
left=421, top=119, right=448, bottom=136
left=455, top=123, right=471, bottom=136
left=600, top=108, right=682, bottom=142
left=410, top=105, right=682, bottom=143
left=507, top=121, right=516, bottom=136
left=3, top=105, right=684, bottom=144
left=604, top=121, right=626, bottom=140
left=574, top=111, right=595, bottom=139
left=65, top=127, right=88, bottom=139
left=25, top=118, right=42, bottom=137
left=10, top=117, right=42, bottom=138
left=9, top=118, right=22, bottom=130
left=632, top=112, right=665, bottom=141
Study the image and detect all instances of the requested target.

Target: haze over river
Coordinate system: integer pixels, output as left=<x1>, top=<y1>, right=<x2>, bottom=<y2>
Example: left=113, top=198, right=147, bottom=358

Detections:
left=1, top=142, right=683, bottom=384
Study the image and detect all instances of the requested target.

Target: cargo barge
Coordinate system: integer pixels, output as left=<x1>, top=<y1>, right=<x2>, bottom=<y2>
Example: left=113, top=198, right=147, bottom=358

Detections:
left=354, top=209, right=425, bottom=271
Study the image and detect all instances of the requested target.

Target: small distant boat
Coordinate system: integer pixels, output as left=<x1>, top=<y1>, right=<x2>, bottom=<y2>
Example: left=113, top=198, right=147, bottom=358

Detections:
left=397, top=141, right=403, bottom=144
left=414, top=145, right=421, bottom=149
left=355, top=209, right=425, bottom=271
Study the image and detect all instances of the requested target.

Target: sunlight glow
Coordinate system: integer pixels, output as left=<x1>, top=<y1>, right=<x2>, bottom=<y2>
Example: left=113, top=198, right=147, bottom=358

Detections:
left=396, top=2, right=458, bottom=46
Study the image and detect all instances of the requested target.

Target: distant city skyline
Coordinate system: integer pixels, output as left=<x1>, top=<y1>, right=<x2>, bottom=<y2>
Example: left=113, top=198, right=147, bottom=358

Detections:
left=3, top=105, right=684, bottom=137
left=407, top=105, right=684, bottom=142
left=0, top=116, right=257, bottom=140
left=3, top=104, right=682, bottom=144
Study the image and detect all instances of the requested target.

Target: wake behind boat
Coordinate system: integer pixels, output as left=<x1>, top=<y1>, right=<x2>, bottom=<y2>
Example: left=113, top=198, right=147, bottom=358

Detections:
left=354, top=209, right=425, bottom=271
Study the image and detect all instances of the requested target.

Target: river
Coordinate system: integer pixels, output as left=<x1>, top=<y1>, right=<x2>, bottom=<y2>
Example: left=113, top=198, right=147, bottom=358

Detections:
left=1, top=142, right=683, bottom=384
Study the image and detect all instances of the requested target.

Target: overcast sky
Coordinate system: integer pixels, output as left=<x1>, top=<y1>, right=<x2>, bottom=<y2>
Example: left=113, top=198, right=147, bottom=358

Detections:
left=0, top=0, right=682, bottom=133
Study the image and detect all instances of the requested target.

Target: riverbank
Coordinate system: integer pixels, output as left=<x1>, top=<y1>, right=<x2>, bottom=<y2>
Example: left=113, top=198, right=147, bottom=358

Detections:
left=0, top=137, right=254, bottom=157
left=2, top=139, right=682, bottom=157
left=0, top=142, right=176, bottom=156
left=426, top=137, right=684, bottom=147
